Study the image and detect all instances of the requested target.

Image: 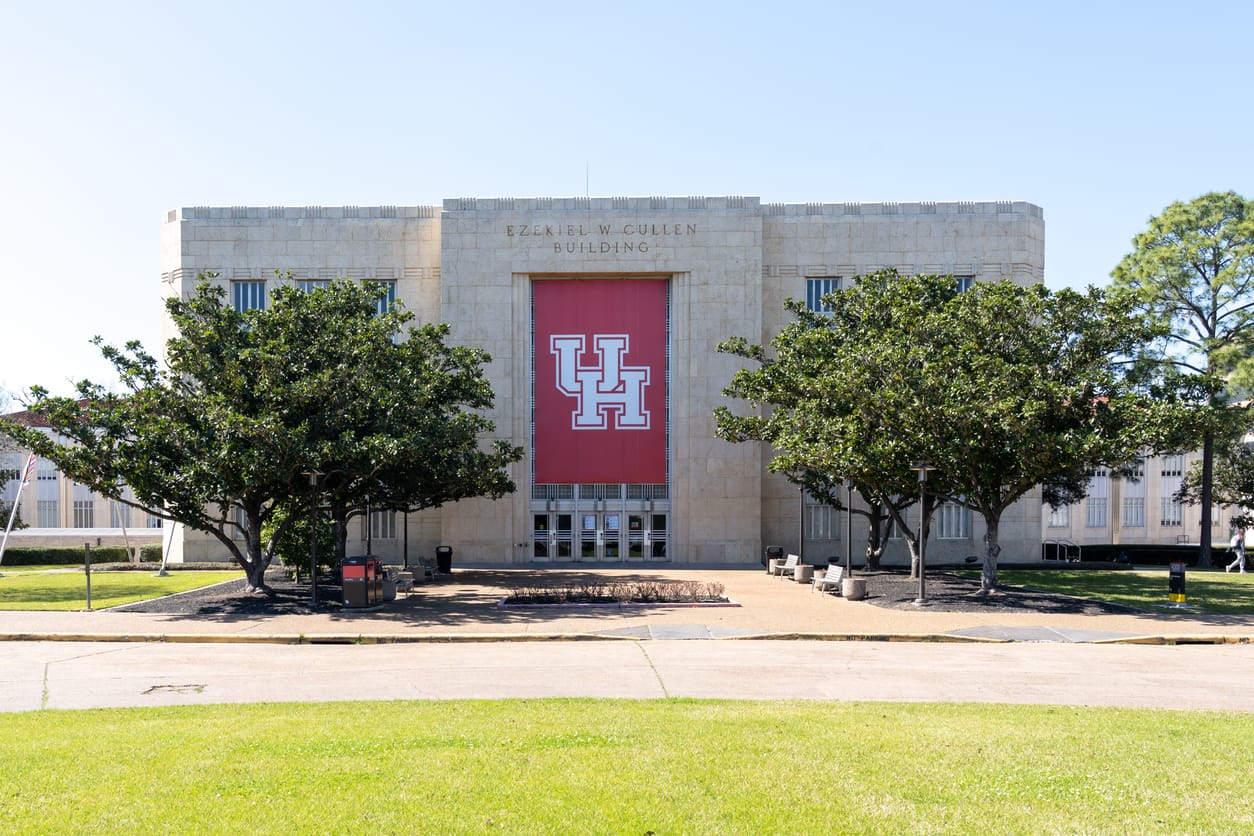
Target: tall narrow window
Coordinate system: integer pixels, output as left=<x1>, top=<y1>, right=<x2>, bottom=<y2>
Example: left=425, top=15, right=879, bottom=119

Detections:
left=1122, top=459, right=1145, bottom=527
left=1047, top=504, right=1070, bottom=528
left=370, top=510, right=397, bottom=540
left=232, top=281, right=267, bottom=312
left=935, top=500, right=971, bottom=539
left=804, top=493, right=839, bottom=540
left=954, top=276, right=976, bottom=292
left=73, top=500, right=95, bottom=528
left=1086, top=469, right=1109, bottom=528
left=297, top=279, right=331, bottom=293
left=109, top=502, right=131, bottom=528
left=805, top=277, right=841, bottom=312
left=1160, top=455, right=1183, bottom=527
left=373, top=280, right=397, bottom=315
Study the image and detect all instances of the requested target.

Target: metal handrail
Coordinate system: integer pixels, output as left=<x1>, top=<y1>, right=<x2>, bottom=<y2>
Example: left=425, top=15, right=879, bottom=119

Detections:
left=1042, top=538, right=1081, bottom=562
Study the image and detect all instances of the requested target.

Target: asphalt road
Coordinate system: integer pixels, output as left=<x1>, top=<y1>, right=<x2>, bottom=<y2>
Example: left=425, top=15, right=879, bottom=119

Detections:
left=3, top=639, right=1253, bottom=713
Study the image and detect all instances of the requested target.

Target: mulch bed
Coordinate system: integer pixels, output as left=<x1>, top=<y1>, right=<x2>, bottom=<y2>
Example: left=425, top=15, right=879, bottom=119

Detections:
left=115, top=569, right=342, bottom=616
left=850, top=569, right=1145, bottom=615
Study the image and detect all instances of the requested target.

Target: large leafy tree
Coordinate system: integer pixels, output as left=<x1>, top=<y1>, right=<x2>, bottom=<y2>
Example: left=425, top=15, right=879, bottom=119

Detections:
left=0, top=279, right=521, bottom=591
left=717, top=274, right=952, bottom=578
left=1112, top=191, right=1254, bottom=566
left=1178, top=437, right=1254, bottom=530
left=717, top=271, right=1177, bottom=591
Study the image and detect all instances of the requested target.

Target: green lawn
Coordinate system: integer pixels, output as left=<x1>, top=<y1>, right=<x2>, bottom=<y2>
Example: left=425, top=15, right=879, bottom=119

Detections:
left=0, top=569, right=242, bottom=610
left=0, top=699, right=1248, bottom=834
left=990, top=567, right=1254, bottom=615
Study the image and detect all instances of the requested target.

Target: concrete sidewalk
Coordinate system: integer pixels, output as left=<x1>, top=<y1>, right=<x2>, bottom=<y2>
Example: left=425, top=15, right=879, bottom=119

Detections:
left=2, top=566, right=1252, bottom=645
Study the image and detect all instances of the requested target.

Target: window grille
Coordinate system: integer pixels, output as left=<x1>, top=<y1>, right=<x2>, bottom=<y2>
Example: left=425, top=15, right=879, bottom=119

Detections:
left=370, top=510, right=397, bottom=540
left=1122, top=497, right=1145, bottom=527
left=373, top=280, right=397, bottom=315
left=232, top=281, right=267, bottom=312
left=109, top=503, right=131, bottom=528
left=805, top=497, right=839, bottom=540
left=805, top=277, right=840, bottom=312
left=73, top=500, right=95, bottom=528
left=935, top=501, right=971, bottom=539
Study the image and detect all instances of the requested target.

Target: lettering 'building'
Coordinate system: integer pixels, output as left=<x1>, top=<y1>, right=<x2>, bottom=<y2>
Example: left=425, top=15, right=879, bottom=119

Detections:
left=160, top=196, right=1046, bottom=566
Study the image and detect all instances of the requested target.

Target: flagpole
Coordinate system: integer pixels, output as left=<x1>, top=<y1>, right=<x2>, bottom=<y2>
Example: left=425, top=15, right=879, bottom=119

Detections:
left=0, top=453, right=37, bottom=571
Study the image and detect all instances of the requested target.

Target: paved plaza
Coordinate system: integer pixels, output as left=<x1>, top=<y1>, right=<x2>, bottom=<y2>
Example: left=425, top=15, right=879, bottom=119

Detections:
left=1, top=567, right=1252, bottom=712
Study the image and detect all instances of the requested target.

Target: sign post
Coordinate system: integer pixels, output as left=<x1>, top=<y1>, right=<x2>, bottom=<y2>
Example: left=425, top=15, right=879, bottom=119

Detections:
left=84, top=543, right=93, bottom=611
left=1168, top=561, right=1187, bottom=606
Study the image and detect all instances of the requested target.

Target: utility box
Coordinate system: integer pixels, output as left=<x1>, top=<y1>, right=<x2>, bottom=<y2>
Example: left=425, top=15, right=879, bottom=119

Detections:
left=341, top=556, right=383, bottom=608
left=1168, top=562, right=1187, bottom=603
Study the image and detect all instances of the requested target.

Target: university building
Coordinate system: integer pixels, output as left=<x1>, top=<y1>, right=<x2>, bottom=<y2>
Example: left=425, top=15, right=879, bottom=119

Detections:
left=1040, top=451, right=1236, bottom=556
left=158, top=196, right=1047, bottom=567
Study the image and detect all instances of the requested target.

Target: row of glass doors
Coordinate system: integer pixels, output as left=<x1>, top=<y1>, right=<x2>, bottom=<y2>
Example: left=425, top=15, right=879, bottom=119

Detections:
left=533, top=511, right=668, bottom=561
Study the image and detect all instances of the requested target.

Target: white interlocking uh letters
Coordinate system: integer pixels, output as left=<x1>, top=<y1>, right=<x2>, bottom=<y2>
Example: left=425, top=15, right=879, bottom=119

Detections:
left=550, top=334, right=650, bottom=430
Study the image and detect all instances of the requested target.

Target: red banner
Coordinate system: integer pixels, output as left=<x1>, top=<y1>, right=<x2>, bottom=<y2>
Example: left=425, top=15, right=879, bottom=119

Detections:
left=533, top=279, right=668, bottom=484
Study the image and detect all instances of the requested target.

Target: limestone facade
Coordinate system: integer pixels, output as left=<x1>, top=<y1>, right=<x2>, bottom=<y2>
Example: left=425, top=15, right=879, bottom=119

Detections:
left=159, top=197, right=1046, bottom=567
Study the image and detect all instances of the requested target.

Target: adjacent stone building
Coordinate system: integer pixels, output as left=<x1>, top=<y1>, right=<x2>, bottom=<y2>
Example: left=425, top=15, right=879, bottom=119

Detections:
left=159, top=197, right=1046, bottom=567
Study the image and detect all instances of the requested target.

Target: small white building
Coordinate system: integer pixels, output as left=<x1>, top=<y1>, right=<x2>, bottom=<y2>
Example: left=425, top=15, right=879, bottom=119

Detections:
left=1041, top=452, right=1236, bottom=556
left=1, top=410, right=163, bottom=551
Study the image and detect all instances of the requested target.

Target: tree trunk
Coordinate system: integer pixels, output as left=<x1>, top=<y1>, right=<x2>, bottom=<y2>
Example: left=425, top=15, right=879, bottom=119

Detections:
left=241, top=505, right=270, bottom=591
left=330, top=504, right=351, bottom=563
left=981, top=515, right=1002, bottom=592
left=906, top=537, right=921, bottom=580
left=863, top=505, right=887, bottom=570
left=1198, top=430, right=1215, bottom=568
left=242, top=555, right=269, bottom=591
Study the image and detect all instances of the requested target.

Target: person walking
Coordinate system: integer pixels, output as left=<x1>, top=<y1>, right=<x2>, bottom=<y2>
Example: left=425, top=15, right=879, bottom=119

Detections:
left=1227, top=527, right=1247, bottom=573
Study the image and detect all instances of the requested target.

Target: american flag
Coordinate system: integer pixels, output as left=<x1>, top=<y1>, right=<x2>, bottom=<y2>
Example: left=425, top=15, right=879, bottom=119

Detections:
left=19, top=453, right=36, bottom=487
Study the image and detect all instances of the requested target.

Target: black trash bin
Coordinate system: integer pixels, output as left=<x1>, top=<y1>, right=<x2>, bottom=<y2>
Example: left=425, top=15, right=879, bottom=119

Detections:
left=764, top=545, right=784, bottom=569
left=436, top=545, right=453, bottom=575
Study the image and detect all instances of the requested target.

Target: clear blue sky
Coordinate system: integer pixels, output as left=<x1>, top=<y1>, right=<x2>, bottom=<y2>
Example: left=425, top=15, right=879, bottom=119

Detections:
left=2, top=0, right=1251, bottom=398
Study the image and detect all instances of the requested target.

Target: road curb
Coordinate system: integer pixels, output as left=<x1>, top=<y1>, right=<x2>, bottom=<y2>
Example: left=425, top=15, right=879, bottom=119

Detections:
left=4, top=630, right=1248, bottom=645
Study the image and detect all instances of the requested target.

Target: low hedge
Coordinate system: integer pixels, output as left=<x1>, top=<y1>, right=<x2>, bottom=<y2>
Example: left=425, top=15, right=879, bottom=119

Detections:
left=0, top=544, right=163, bottom=566
left=1042, top=542, right=1216, bottom=566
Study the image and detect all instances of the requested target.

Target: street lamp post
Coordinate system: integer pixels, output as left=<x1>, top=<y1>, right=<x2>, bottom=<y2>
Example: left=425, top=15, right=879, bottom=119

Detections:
left=798, top=485, right=805, bottom=567
left=910, top=460, right=936, bottom=606
left=845, top=478, right=854, bottom=577
left=302, top=469, right=324, bottom=607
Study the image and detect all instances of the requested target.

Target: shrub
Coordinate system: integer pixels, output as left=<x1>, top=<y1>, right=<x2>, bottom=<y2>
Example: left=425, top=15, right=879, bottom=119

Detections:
left=1, top=546, right=130, bottom=566
left=503, top=581, right=727, bottom=605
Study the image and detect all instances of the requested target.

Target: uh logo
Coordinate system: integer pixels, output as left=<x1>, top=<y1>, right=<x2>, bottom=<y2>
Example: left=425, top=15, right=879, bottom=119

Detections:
left=550, top=334, right=651, bottom=430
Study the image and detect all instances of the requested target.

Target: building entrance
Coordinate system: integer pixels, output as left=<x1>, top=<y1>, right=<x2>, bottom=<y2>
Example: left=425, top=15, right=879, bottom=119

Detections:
left=531, top=507, right=668, bottom=562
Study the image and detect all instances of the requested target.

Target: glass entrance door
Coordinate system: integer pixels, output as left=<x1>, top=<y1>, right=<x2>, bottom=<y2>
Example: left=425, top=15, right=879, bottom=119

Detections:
left=532, top=506, right=667, bottom=563
left=579, top=512, right=623, bottom=562
left=533, top=513, right=573, bottom=561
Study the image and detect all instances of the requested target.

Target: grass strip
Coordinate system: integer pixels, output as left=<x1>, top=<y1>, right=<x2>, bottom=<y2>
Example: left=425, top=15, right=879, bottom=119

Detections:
left=0, top=699, right=1249, bottom=834
left=0, top=570, right=242, bottom=611
left=988, top=568, right=1254, bottom=615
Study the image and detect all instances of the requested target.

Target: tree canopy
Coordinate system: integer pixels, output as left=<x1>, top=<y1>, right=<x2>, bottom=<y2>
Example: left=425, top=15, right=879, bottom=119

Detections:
left=716, top=270, right=1180, bottom=590
left=0, top=279, right=521, bottom=590
left=1178, top=437, right=1254, bottom=531
left=1111, top=191, right=1254, bottom=565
